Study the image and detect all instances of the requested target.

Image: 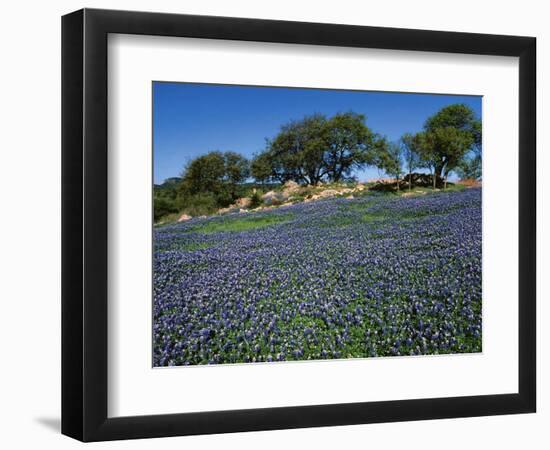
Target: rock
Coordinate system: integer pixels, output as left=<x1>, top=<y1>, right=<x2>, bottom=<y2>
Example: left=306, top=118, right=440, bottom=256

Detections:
left=283, top=180, right=299, bottom=189
left=347, top=195, right=354, bottom=199
left=217, top=207, right=232, bottom=215
left=317, top=189, right=339, bottom=198
left=368, top=177, right=394, bottom=184
left=177, top=213, right=192, bottom=222
left=262, top=190, right=286, bottom=205
left=369, top=173, right=447, bottom=191
left=234, top=197, right=251, bottom=208
left=239, top=208, right=248, bottom=213
left=282, top=180, right=300, bottom=195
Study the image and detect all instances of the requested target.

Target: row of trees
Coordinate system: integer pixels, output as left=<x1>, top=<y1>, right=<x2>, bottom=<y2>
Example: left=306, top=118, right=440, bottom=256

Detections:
left=170, top=103, right=481, bottom=218
left=248, top=104, right=481, bottom=190
left=381, top=104, right=481, bottom=190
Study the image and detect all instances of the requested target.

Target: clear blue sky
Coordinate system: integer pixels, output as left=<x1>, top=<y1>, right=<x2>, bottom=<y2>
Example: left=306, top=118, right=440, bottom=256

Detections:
left=153, top=82, right=481, bottom=184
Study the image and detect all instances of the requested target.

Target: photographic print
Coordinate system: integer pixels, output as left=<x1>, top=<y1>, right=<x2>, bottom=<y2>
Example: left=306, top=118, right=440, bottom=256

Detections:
left=153, top=82, right=482, bottom=367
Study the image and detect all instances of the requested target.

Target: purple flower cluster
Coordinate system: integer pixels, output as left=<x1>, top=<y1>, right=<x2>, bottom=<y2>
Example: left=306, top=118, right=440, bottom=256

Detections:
left=153, top=188, right=482, bottom=366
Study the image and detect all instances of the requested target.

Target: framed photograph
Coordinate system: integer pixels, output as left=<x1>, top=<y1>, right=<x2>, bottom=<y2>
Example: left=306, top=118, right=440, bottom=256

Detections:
left=62, top=8, right=536, bottom=442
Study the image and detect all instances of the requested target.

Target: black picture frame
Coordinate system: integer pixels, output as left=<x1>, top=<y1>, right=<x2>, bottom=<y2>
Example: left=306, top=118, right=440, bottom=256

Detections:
left=62, top=8, right=536, bottom=442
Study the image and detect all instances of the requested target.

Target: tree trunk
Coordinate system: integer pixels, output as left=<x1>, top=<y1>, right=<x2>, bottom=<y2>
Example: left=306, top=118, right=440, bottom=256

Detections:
left=333, top=167, right=343, bottom=183
left=432, top=170, right=436, bottom=189
left=408, top=172, right=412, bottom=191
left=396, top=175, right=399, bottom=191
left=434, top=164, right=444, bottom=186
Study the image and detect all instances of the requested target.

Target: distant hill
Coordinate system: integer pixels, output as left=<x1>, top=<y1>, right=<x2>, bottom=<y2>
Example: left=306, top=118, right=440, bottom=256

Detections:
left=155, top=177, right=181, bottom=190
left=154, top=178, right=280, bottom=190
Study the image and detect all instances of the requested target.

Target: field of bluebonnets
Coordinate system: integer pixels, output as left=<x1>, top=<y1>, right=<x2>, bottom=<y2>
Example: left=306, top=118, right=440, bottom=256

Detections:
left=153, top=188, right=482, bottom=366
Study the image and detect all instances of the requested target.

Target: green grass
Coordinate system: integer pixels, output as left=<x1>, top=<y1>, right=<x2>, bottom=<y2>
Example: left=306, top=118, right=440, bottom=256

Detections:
left=361, top=212, right=388, bottom=222
left=192, top=214, right=293, bottom=233
left=400, top=184, right=466, bottom=195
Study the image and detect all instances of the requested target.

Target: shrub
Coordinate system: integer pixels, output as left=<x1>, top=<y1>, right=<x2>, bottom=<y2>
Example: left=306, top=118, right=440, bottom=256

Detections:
left=178, top=192, right=219, bottom=217
left=154, top=197, right=178, bottom=222
left=249, top=191, right=263, bottom=209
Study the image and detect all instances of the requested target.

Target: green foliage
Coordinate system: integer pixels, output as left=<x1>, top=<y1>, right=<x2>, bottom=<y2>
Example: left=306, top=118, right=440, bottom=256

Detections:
left=250, top=152, right=273, bottom=183
left=420, top=127, right=474, bottom=180
left=251, top=112, right=383, bottom=185
left=456, top=154, right=482, bottom=180
left=422, top=103, right=479, bottom=181
left=154, top=103, right=482, bottom=223
left=179, top=151, right=225, bottom=195
left=154, top=196, right=178, bottom=222
left=471, top=119, right=482, bottom=155
left=153, top=150, right=252, bottom=223
left=375, top=140, right=402, bottom=188
left=401, top=133, right=422, bottom=189
left=193, top=214, right=293, bottom=233
left=223, top=151, right=250, bottom=185
left=154, top=178, right=181, bottom=221
left=253, top=114, right=327, bottom=184
left=249, top=190, right=263, bottom=209
left=154, top=182, right=220, bottom=223
left=396, top=104, right=480, bottom=188
left=178, top=192, right=219, bottom=216
left=425, top=103, right=476, bottom=132
left=178, top=150, right=250, bottom=211
left=324, top=112, right=381, bottom=182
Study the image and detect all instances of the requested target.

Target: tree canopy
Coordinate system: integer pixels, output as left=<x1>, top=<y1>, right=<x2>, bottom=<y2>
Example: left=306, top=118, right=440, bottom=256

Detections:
left=421, top=126, right=474, bottom=180
left=401, top=133, right=423, bottom=190
left=259, top=113, right=327, bottom=184
left=394, top=104, right=481, bottom=185
left=179, top=150, right=249, bottom=207
left=251, top=112, right=385, bottom=184
left=422, top=104, right=479, bottom=179
left=374, top=140, right=402, bottom=188
left=323, top=112, right=381, bottom=182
